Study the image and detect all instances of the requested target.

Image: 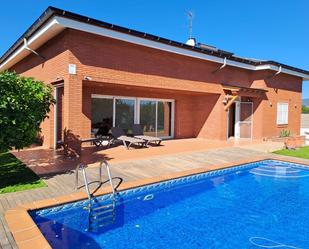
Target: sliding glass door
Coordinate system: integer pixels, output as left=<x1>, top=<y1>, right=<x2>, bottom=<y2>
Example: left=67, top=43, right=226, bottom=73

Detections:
left=115, top=99, right=135, bottom=133
left=139, top=100, right=157, bottom=136
left=91, top=95, right=173, bottom=138
left=91, top=97, right=113, bottom=136
left=157, top=101, right=172, bottom=137
left=139, top=100, right=172, bottom=138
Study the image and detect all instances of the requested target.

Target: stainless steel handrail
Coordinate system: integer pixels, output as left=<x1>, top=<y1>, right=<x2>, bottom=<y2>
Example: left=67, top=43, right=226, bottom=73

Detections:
left=100, top=160, right=116, bottom=198
left=75, top=160, right=116, bottom=201
left=75, top=160, right=117, bottom=230
left=81, top=164, right=92, bottom=200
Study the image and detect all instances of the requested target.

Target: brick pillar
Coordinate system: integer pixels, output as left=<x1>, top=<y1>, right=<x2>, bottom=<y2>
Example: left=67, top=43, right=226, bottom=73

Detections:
left=196, top=93, right=228, bottom=140
left=218, top=94, right=228, bottom=140
left=63, top=75, right=90, bottom=140
left=42, top=86, right=56, bottom=148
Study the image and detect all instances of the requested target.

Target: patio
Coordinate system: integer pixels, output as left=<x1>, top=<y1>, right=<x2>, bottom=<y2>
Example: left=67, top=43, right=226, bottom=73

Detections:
left=12, top=138, right=283, bottom=176
left=0, top=138, right=302, bottom=249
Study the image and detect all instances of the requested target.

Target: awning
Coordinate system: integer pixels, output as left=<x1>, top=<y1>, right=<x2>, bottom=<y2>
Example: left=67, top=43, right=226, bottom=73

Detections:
left=222, top=84, right=267, bottom=111
left=222, top=84, right=268, bottom=95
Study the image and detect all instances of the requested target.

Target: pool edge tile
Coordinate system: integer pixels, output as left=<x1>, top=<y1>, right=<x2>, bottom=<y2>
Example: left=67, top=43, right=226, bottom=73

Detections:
left=268, top=155, right=309, bottom=166
left=16, top=235, right=52, bottom=249
left=6, top=155, right=309, bottom=249
left=5, top=208, right=51, bottom=249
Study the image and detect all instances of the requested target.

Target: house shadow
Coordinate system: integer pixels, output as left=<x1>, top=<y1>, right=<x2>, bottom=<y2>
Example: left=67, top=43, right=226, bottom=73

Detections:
left=12, top=132, right=115, bottom=179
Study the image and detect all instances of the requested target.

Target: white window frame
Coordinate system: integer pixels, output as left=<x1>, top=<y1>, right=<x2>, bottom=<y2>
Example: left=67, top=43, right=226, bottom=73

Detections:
left=277, top=102, right=289, bottom=125
left=91, top=94, right=175, bottom=138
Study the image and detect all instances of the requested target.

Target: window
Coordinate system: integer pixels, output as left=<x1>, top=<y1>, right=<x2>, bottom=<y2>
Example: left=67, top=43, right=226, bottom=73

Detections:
left=91, top=97, right=113, bottom=136
left=139, top=100, right=157, bottom=137
left=91, top=96, right=135, bottom=135
left=157, top=101, right=172, bottom=137
left=139, top=100, right=172, bottom=137
left=277, top=103, right=288, bottom=125
left=91, top=95, right=174, bottom=138
left=115, top=99, right=135, bottom=132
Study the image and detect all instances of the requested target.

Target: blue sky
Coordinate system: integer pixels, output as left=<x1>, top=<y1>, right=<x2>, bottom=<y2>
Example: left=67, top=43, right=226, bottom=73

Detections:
left=2, top=0, right=309, bottom=98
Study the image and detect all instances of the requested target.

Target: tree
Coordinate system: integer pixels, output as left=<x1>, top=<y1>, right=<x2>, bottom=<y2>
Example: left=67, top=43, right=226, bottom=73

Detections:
left=0, top=71, right=54, bottom=151
left=302, top=105, right=309, bottom=114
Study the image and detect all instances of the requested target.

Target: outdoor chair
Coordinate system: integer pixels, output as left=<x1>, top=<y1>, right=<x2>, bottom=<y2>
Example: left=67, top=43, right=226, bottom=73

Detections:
left=111, top=127, right=146, bottom=149
left=81, top=135, right=112, bottom=148
left=132, top=124, right=162, bottom=146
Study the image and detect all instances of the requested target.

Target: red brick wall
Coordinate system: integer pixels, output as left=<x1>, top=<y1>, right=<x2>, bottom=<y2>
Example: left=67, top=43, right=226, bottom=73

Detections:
left=11, top=32, right=70, bottom=147
left=82, top=83, right=219, bottom=139
left=8, top=28, right=303, bottom=147
left=250, top=71, right=302, bottom=138
left=66, top=29, right=249, bottom=93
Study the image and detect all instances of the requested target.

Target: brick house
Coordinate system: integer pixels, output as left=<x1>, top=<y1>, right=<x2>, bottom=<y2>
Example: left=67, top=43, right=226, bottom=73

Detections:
left=1, top=7, right=308, bottom=148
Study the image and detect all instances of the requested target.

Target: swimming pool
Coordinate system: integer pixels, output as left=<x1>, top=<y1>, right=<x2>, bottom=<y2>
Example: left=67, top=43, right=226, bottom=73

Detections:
left=31, top=160, right=309, bottom=248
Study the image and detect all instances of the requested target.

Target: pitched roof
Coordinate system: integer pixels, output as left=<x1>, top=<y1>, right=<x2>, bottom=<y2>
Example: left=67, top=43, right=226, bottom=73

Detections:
left=1, top=6, right=309, bottom=80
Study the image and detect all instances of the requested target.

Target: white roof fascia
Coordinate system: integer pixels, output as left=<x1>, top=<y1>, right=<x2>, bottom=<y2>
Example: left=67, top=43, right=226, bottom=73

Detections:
left=1, top=15, right=309, bottom=81
left=0, top=18, right=64, bottom=70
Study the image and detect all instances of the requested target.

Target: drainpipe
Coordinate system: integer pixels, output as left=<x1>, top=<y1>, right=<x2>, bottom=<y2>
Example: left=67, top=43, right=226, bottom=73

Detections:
left=219, top=57, right=227, bottom=70
left=213, top=57, right=227, bottom=73
left=274, top=65, right=282, bottom=76
left=23, top=38, right=45, bottom=59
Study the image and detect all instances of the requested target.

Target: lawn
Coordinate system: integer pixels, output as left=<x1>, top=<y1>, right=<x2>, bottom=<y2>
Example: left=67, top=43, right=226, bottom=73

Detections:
left=273, top=146, right=309, bottom=159
left=0, top=151, right=46, bottom=194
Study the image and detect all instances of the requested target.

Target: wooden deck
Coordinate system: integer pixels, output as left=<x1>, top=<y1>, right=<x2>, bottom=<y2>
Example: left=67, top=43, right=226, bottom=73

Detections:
left=1, top=140, right=304, bottom=249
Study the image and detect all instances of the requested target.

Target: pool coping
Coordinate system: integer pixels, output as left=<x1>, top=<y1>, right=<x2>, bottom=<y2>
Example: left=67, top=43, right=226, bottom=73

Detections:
left=5, top=155, right=309, bottom=249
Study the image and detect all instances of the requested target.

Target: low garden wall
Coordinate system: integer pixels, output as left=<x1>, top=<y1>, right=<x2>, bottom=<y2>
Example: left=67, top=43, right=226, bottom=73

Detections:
left=300, top=128, right=309, bottom=145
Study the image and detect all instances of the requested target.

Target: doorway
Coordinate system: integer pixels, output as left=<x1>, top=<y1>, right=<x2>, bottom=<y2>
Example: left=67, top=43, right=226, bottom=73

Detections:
left=54, top=84, right=64, bottom=148
left=228, top=103, right=236, bottom=138
left=228, top=101, right=253, bottom=139
left=235, top=101, right=253, bottom=139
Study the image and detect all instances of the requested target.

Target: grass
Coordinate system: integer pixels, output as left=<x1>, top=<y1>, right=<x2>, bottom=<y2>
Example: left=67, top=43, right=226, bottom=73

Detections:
left=0, top=151, right=46, bottom=194
left=273, top=146, right=309, bottom=159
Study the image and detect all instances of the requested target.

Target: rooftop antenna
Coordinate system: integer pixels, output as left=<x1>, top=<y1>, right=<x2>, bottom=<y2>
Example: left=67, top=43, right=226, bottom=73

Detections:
left=186, top=10, right=193, bottom=39
left=185, top=10, right=195, bottom=46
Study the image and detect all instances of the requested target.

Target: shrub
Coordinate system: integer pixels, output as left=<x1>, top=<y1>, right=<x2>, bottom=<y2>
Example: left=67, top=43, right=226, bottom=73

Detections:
left=0, top=71, right=54, bottom=150
left=279, top=129, right=291, bottom=138
left=302, top=105, right=309, bottom=114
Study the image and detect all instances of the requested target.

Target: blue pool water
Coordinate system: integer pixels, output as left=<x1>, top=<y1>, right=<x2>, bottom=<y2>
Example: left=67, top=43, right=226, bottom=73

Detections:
left=31, top=160, right=309, bottom=248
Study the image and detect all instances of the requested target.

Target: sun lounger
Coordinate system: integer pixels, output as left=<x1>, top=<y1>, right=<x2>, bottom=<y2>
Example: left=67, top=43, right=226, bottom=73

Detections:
left=132, top=124, right=162, bottom=146
left=111, top=127, right=146, bottom=149
left=81, top=135, right=112, bottom=148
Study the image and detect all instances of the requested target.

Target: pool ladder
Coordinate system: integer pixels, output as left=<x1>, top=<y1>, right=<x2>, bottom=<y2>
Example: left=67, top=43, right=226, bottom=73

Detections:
left=75, top=160, right=116, bottom=231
